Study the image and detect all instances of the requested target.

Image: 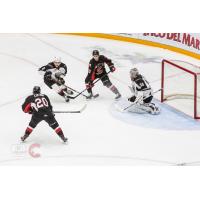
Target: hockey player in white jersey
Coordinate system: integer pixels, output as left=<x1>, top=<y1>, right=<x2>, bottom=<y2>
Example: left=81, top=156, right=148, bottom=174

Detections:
left=115, top=68, right=160, bottom=114
left=38, top=57, right=73, bottom=102
left=127, top=68, right=160, bottom=115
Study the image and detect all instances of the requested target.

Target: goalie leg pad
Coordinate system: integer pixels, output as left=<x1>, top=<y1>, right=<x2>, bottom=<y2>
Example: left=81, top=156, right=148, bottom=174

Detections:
left=127, top=104, right=148, bottom=114
left=143, top=95, right=153, bottom=104
left=142, top=103, right=160, bottom=115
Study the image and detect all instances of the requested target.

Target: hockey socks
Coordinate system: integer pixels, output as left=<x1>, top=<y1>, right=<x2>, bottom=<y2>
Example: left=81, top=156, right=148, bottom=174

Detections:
left=21, top=126, right=34, bottom=141
left=109, top=84, right=119, bottom=94
left=109, top=85, right=121, bottom=99
left=55, top=127, right=68, bottom=142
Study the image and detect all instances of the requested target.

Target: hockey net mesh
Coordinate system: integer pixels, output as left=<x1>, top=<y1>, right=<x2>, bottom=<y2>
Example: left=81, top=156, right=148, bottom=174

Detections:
left=162, top=60, right=200, bottom=119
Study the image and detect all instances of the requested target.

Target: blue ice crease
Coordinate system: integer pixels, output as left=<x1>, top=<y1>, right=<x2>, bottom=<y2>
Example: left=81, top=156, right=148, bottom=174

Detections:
left=110, top=100, right=200, bottom=131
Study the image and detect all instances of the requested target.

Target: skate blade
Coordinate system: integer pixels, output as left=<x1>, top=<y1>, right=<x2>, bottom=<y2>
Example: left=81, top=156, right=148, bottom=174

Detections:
left=63, top=140, right=69, bottom=145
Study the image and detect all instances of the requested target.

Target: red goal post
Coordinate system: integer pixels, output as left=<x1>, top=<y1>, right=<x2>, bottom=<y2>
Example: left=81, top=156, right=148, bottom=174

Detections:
left=161, top=59, right=200, bottom=119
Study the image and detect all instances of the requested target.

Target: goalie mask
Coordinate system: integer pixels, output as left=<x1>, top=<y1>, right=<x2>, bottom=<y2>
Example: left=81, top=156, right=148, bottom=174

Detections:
left=130, top=68, right=139, bottom=80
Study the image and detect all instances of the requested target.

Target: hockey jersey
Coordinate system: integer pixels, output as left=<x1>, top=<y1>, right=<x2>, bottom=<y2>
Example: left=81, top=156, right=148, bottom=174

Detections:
left=22, top=94, right=53, bottom=116
left=38, top=62, right=67, bottom=77
left=131, top=74, right=153, bottom=98
left=88, top=55, right=114, bottom=80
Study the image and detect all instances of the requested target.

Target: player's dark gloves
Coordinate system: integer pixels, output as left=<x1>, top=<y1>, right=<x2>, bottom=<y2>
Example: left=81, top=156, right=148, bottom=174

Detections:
left=57, top=78, right=65, bottom=85
left=110, top=66, right=116, bottom=72
left=87, top=82, right=94, bottom=88
left=28, top=109, right=33, bottom=114
left=45, top=72, right=52, bottom=80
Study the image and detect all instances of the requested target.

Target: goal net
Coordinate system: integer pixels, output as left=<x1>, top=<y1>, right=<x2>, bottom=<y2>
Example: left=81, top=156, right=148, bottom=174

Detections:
left=161, top=59, right=200, bottom=119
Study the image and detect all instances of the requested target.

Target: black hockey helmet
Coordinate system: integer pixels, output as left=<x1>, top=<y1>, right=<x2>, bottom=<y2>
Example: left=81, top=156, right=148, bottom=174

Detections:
left=92, top=50, right=99, bottom=56
left=33, top=86, right=41, bottom=94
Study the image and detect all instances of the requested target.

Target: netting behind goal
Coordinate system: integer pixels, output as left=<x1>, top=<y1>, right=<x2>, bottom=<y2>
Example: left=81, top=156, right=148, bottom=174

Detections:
left=161, top=59, right=200, bottom=119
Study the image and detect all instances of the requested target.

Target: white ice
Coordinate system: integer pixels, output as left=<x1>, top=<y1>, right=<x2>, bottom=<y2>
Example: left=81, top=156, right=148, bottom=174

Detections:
left=0, top=33, right=200, bottom=165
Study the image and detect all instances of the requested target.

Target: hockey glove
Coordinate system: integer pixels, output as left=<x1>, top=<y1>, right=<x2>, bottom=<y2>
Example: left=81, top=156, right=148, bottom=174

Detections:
left=55, top=71, right=64, bottom=79
left=110, top=66, right=116, bottom=72
left=86, top=82, right=94, bottom=89
left=28, top=110, right=33, bottom=114
left=57, top=78, right=65, bottom=85
left=45, top=71, right=53, bottom=80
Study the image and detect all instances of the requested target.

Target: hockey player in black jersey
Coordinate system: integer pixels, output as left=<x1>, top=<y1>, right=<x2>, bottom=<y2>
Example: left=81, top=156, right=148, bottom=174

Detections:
left=127, top=68, right=160, bottom=114
left=21, top=86, right=68, bottom=143
left=38, top=57, right=73, bottom=102
left=85, top=50, right=121, bottom=99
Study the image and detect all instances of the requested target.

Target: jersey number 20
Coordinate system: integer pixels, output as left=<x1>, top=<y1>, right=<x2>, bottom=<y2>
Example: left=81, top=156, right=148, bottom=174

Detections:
left=35, top=98, right=49, bottom=108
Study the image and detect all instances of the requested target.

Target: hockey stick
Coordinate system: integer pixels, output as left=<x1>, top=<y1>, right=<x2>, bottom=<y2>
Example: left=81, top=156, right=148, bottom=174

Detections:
left=54, top=104, right=87, bottom=114
left=123, top=88, right=162, bottom=111
left=64, top=85, right=88, bottom=98
left=66, top=71, right=112, bottom=99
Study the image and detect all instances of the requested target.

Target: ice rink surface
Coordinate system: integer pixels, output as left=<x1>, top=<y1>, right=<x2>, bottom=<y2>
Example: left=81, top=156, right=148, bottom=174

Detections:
left=1, top=33, right=200, bottom=165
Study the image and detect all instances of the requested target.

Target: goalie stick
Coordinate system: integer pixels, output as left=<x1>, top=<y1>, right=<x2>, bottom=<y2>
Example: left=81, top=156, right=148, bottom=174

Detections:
left=54, top=104, right=87, bottom=114
left=123, top=88, right=162, bottom=112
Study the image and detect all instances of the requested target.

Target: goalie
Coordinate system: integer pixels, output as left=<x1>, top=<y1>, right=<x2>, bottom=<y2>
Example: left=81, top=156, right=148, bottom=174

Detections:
left=38, top=57, right=73, bottom=102
left=126, top=68, right=160, bottom=115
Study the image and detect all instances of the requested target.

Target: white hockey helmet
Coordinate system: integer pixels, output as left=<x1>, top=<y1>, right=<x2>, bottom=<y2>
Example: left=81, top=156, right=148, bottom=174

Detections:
left=53, top=56, right=61, bottom=63
left=53, top=57, right=61, bottom=67
left=130, top=67, right=139, bottom=78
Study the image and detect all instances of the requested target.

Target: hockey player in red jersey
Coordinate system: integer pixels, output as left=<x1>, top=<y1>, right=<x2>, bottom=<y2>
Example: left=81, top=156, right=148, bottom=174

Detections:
left=85, top=50, right=121, bottom=99
left=21, top=86, right=68, bottom=143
